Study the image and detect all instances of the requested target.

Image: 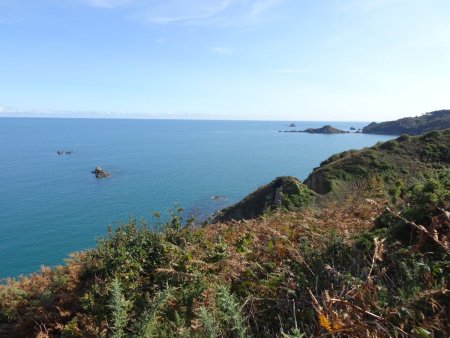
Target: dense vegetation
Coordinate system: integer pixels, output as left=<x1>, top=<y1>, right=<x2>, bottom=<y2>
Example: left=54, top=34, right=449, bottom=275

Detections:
left=362, top=110, right=450, bottom=135
left=1, top=131, right=449, bottom=337
left=212, top=176, right=316, bottom=223
left=304, top=129, right=450, bottom=195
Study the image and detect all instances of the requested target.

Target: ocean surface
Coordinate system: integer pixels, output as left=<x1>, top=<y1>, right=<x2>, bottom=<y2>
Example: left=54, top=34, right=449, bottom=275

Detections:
left=0, top=118, right=394, bottom=277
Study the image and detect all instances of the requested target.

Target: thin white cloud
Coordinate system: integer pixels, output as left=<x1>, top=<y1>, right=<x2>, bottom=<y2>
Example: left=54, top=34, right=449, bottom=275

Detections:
left=348, top=0, right=405, bottom=12
left=155, top=37, right=165, bottom=45
left=0, top=105, right=13, bottom=113
left=82, top=0, right=136, bottom=8
left=0, top=1, right=22, bottom=24
left=80, top=0, right=284, bottom=26
left=250, top=0, right=281, bottom=18
left=274, top=68, right=307, bottom=74
left=138, top=0, right=233, bottom=25
left=211, top=46, right=232, bottom=55
left=0, top=105, right=220, bottom=119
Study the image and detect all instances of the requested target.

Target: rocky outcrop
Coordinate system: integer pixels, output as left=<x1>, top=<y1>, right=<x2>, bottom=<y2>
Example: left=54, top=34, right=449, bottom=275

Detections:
left=211, top=176, right=316, bottom=223
left=303, top=172, right=331, bottom=195
left=210, top=195, right=227, bottom=201
left=92, top=166, right=110, bottom=178
left=57, top=150, right=73, bottom=155
left=362, top=110, right=450, bottom=135
left=281, top=125, right=348, bottom=134
left=288, top=123, right=296, bottom=127
left=302, top=125, right=348, bottom=134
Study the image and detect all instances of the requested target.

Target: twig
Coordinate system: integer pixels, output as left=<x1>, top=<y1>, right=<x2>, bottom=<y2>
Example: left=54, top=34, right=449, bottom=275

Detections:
left=386, top=207, right=450, bottom=253
left=328, top=298, right=384, bottom=321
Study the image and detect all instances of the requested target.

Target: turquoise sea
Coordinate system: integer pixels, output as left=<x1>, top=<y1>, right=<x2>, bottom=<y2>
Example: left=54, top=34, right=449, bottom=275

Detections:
left=0, top=118, right=394, bottom=277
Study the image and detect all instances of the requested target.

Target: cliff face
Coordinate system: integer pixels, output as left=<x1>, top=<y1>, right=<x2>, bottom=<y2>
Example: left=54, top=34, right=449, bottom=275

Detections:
left=304, top=129, right=450, bottom=195
left=211, top=176, right=316, bottom=222
left=362, top=109, right=450, bottom=135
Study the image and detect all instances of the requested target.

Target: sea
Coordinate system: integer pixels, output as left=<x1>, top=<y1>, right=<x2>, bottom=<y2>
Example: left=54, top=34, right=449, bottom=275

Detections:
left=0, top=118, right=394, bottom=277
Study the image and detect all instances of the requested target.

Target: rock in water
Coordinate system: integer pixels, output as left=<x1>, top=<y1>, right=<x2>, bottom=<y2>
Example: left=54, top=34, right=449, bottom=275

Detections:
left=211, top=195, right=227, bottom=201
left=57, top=150, right=74, bottom=155
left=92, top=166, right=110, bottom=178
left=302, top=125, right=348, bottom=134
left=288, top=123, right=296, bottom=127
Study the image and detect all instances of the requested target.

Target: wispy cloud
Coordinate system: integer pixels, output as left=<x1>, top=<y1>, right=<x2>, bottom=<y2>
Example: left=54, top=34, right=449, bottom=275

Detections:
left=250, top=0, right=282, bottom=18
left=274, top=68, right=307, bottom=74
left=0, top=104, right=219, bottom=120
left=82, top=0, right=137, bottom=8
left=346, top=0, right=404, bottom=12
left=155, top=37, right=166, bottom=45
left=0, top=105, right=14, bottom=113
left=140, top=0, right=232, bottom=25
left=0, top=1, right=23, bottom=24
left=211, top=46, right=232, bottom=55
left=80, top=0, right=284, bottom=26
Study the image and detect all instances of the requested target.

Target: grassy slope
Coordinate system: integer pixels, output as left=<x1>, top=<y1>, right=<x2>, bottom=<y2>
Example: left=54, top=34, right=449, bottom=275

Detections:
left=362, top=110, right=450, bottom=135
left=0, top=132, right=449, bottom=337
left=211, top=176, right=316, bottom=223
left=304, top=129, right=450, bottom=195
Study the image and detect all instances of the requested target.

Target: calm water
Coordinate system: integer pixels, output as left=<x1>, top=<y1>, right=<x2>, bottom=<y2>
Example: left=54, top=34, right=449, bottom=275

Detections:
left=0, top=118, right=393, bottom=277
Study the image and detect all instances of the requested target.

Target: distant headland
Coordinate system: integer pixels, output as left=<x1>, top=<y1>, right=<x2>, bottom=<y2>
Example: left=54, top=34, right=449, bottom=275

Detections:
left=362, top=109, right=450, bottom=135
left=280, top=124, right=348, bottom=134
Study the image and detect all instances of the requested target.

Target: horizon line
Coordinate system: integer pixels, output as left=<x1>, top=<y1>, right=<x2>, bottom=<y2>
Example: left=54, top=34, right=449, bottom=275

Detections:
left=0, top=115, right=376, bottom=123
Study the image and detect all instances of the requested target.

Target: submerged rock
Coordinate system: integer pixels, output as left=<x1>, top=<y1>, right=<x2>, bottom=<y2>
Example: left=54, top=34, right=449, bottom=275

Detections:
left=57, top=150, right=73, bottom=155
left=92, top=166, right=110, bottom=178
left=210, top=195, right=227, bottom=201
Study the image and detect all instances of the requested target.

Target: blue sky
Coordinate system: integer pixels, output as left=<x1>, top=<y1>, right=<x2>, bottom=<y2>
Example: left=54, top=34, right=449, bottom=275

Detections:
left=0, top=0, right=449, bottom=121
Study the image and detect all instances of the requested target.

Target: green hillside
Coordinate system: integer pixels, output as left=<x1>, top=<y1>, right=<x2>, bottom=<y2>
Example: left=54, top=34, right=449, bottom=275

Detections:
left=362, top=110, right=450, bottom=135
left=211, top=176, right=316, bottom=223
left=304, top=129, right=450, bottom=195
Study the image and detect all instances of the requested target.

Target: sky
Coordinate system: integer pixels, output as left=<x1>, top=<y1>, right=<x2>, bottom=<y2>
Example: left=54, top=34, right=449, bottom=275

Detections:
left=0, top=0, right=449, bottom=121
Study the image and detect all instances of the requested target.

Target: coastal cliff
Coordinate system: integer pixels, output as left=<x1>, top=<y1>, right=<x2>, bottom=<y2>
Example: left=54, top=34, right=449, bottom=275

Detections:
left=305, top=129, right=450, bottom=195
left=211, top=176, right=316, bottom=222
left=362, top=109, right=450, bottom=135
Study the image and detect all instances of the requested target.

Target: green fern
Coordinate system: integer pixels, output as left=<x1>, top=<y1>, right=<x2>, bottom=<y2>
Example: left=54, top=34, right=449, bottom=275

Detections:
left=136, top=287, right=173, bottom=338
left=216, top=285, right=248, bottom=338
left=198, top=306, right=218, bottom=338
left=108, top=277, right=130, bottom=338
